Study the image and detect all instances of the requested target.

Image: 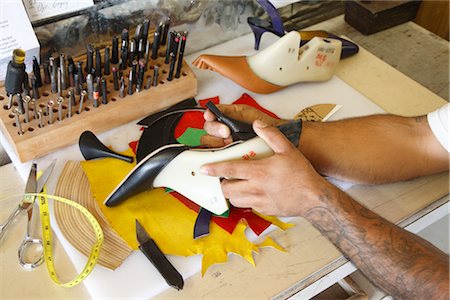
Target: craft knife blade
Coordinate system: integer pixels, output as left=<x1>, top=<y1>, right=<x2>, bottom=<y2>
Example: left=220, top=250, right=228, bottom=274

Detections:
left=135, top=219, right=184, bottom=290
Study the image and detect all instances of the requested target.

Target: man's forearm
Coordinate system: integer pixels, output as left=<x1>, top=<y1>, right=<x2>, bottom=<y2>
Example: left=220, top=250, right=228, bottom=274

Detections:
left=304, top=182, right=449, bottom=299
left=299, top=115, right=449, bottom=184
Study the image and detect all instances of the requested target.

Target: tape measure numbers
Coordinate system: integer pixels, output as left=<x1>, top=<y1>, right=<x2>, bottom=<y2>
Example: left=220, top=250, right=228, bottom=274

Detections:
left=26, top=192, right=104, bottom=287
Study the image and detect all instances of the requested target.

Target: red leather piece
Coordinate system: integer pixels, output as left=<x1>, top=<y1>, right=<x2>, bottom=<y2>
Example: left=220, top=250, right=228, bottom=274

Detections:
left=170, top=191, right=271, bottom=236
left=199, top=96, right=220, bottom=108
left=234, top=93, right=280, bottom=119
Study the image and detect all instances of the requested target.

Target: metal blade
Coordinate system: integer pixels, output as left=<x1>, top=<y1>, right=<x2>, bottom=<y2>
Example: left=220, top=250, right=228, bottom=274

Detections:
left=135, top=219, right=184, bottom=290
left=135, top=219, right=150, bottom=245
left=24, top=163, right=37, bottom=194
left=36, top=159, right=56, bottom=193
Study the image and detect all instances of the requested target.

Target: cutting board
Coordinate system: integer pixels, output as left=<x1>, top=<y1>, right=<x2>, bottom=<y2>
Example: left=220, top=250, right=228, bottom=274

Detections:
left=43, top=32, right=386, bottom=299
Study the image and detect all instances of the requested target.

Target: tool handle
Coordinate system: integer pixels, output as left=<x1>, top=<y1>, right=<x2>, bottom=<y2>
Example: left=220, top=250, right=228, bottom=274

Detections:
left=139, top=241, right=184, bottom=290
left=205, top=101, right=256, bottom=140
left=18, top=237, right=44, bottom=269
left=0, top=204, right=22, bottom=242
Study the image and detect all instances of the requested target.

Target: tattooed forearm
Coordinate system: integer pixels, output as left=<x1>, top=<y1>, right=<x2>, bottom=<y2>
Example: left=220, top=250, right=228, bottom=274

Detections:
left=304, top=185, right=449, bottom=299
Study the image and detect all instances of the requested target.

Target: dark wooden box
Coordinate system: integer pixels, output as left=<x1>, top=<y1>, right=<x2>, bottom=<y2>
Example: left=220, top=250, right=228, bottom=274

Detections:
left=345, top=0, right=421, bottom=35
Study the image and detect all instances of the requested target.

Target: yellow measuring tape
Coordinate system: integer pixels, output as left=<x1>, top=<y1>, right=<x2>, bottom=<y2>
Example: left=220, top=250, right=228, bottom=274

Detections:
left=26, top=192, right=104, bottom=287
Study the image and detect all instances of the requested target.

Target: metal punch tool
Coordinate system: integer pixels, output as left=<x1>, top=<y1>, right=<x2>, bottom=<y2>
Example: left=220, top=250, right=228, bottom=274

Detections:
left=0, top=160, right=56, bottom=269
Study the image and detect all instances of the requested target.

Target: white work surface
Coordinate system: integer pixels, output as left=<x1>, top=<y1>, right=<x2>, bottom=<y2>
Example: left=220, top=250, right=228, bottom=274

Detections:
left=1, top=32, right=386, bottom=298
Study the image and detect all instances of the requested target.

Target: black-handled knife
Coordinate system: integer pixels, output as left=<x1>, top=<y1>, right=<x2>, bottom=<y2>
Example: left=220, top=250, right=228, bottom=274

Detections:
left=136, top=219, right=184, bottom=290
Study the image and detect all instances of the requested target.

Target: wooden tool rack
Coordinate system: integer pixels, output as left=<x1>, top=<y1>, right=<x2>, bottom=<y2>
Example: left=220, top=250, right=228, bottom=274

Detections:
left=0, top=43, right=197, bottom=163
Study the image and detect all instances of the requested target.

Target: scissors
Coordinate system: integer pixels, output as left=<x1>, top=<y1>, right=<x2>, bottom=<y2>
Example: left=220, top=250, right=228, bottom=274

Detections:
left=0, top=160, right=56, bottom=269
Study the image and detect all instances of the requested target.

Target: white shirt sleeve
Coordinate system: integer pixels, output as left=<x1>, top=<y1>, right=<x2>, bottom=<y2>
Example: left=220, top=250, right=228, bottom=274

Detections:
left=427, top=103, right=449, bottom=152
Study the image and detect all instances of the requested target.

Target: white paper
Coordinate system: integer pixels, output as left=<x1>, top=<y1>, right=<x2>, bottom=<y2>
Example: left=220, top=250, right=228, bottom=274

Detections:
left=22, top=0, right=94, bottom=22
left=0, top=1, right=40, bottom=79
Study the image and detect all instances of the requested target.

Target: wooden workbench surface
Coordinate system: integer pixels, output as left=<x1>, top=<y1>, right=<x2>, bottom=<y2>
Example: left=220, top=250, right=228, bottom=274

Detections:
left=0, top=16, right=448, bottom=300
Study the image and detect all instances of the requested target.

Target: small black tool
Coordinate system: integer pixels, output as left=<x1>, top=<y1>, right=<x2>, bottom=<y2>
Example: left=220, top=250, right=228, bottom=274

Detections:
left=68, top=63, right=75, bottom=87
left=16, top=93, right=25, bottom=115
left=77, top=61, right=85, bottom=84
left=121, top=28, right=129, bottom=51
left=119, top=77, right=125, bottom=98
left=5, top=49, right=25, bottom=97
left=151, top=31, right=160, bottom=60
left=156, top=21, right=163, bottom=44
left=93, top=81, right=99, bottom=108
left=112, top=67, right=119, bottom=91
left=111, top=36, right=119, bottom=64
left=137, top=59, right=145, bottom=92
left=175, top=32, right=187, bottom=78
left=138, top=38, right=144, bottom=60
left=68, top=88, right=76, bottom=106
left=128, top=69, right=134, bottom=95
left=144, top=40, right=150, bottom=70
left=31, top=75, right=40, bottom=99
left=134, top=24, right=142, bottom=42
left=86, top=44, right=95, bottom=74
left=60, top=54, right=68, bottom=90
left=167, top=53, right=175, bottom=81
left=74, top=74, right=81, bottom=95
left=172, top=34, right=180, bottom=61
left=152, top=66, right=159, bottom=86
left=131, top=60, right=138, bottom=83
left=161, top=17, right=170, bottom=46
left=22, top=72, right=30, bottom=96
left=50, top=57, right=57, bottom=93
left=86, top=74, right=94, bottom=100
left=104, top=47, right=111, bottom=75
left=120, top=47, right=128, bottom=71
left=95, top=48, right=102, bottom=78
left=135, top=219, right=184, bottom=291
left=121, top=29, right=129, bottom=69
left=206, top=101, right=256, bottom=141
left=43, top=62, right=51, bottom=84
left=145, top=76, right=152, bottom=90
left=68, top=56, right=75, bottom=70
left=129, top=39, right=137, bottom=67
left=32, top=56, right=43, bottom=87
left=79, top=131, right=133, bottom=163
left=165, top=31, right=174, bottom=64
left=101, top=78, right=107, bottom=104
left=142, top=19, right=150, bottom=48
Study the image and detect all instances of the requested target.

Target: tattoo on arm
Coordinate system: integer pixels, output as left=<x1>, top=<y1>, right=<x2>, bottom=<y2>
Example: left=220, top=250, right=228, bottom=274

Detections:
left=304, top=187, right=449, bottom=299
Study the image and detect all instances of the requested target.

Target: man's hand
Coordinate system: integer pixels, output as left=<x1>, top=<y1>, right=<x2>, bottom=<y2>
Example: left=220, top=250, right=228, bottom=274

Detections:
left=201, top=120, right=326, bottom=216
left=201, top=104, right=286, bottom=148
left=201, top=120, right=449, bottom=300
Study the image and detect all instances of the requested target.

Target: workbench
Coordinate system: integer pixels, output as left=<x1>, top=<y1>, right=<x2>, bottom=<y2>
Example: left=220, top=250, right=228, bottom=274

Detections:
left=0, top=15, right=448, bottom=299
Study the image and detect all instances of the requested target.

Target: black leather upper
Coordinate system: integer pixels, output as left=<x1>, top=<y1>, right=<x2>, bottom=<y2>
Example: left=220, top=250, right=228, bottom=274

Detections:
left=104, top=145, right=190, bottom=207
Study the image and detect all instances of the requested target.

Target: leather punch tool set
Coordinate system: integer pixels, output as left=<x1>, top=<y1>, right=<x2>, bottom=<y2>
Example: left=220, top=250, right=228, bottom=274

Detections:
left=0, top=18, right=196, bottom=163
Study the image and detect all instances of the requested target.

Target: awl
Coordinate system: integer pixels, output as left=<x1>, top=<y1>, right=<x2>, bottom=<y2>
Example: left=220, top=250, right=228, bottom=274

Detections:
left=135, top=219, right=184, bottom=290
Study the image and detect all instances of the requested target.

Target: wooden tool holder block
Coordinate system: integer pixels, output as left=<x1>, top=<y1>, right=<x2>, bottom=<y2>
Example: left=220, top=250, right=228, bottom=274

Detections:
left=0, top=46, right=197, bottom=163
